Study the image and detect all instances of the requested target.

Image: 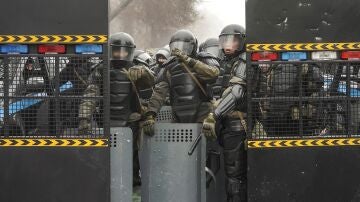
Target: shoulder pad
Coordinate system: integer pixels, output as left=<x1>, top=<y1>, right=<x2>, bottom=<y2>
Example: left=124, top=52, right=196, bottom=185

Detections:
left=197, top=51, right=219, bottom=60
left=238, top=52, right=246, bottom=62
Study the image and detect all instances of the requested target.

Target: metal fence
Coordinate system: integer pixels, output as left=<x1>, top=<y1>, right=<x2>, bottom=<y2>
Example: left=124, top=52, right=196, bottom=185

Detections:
left=247, top=57, right=360, bottom=139
left=0, top=45, right=109, bottom=137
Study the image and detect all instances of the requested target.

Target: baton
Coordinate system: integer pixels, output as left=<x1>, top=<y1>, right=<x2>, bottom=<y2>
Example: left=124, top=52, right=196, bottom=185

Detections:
left=188, top=133, right=203, bottom=156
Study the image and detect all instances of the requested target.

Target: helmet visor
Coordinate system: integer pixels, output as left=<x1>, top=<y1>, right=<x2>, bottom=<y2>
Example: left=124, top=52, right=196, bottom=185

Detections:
left=169, top=41, right=194, bottom=56
left=204, top=46, right=220, bottom=58
left=111, top=46, right=134, bottom=61
left=219, top=35, right=242, bottom=52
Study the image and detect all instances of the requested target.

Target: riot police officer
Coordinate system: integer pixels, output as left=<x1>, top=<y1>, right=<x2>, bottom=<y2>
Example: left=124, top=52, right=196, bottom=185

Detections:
left=202, top=24, right=248, bottom=202
left=153, top=46, right=171, bottom=75
left=78, top=32, right=155, bottom=132
left=16, top=57, right=49, bottom=135
left=79, top=34, right=154, bottom=187
left=133, top=50, right=156, bottom=102
left=134, top=50, right=156, bottom=70
left=58, top=57, right=98, bottom=133
left=254, top=62, right=323, bottom=137
left=142, top=29, right=220, bottom=134
left=199, top=38, right=221, bottom=60
left=199, top=38, right=225, bottom=100
left=132, top=49, right=156, bottom=186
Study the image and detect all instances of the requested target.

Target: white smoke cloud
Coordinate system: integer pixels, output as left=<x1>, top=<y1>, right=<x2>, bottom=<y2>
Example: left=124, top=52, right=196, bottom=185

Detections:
left=186, top=0, right=246, bottom=43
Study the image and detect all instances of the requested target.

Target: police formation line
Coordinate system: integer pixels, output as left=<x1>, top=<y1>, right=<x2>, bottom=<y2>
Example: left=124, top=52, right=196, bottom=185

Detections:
left=6, top=24, right=333, bottom=202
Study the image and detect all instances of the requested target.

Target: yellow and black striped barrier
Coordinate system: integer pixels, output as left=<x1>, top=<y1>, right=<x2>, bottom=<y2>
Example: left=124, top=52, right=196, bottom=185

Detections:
left=0, top=138, right=108, bottom=147
left=0, top=35, right=107, bottom=44
left=247, top=138, right=360, bottom=149
left=247, top=42, right=360, bottom=52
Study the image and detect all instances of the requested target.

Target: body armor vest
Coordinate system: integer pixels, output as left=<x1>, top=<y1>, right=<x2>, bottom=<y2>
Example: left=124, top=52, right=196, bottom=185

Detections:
left=167, top=58, right=206, bottom=123
left=110, top=68, right=136, bottom=124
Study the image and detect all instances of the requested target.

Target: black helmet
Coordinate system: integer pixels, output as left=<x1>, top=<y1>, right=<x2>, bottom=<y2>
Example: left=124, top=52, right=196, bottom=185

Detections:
left=169, top=30, right=198, bottom=56
left=199, top=38, right=220, bottom=58
left=133, top=50, right=154, bottom=67
left=219, top=24, right=246, bottom=54
left=110, top=32, right=136, bottom=62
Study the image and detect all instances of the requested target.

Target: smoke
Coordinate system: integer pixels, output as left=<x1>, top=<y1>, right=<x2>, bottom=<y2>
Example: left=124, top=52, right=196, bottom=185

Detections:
left=110, top=0, right=245, bottom=49
left=186, top=0, right=246, bottom=43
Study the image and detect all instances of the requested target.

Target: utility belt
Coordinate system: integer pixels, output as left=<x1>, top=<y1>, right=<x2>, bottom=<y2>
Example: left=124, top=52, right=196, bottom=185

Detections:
left=225, top=110, right=248, bottom=132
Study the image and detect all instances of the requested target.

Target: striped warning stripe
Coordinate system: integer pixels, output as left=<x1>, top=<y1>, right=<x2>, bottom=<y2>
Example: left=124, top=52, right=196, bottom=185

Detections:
left=247, top=138, right=360, bottom=149
left=0, top=35, right=107, bottom=44
left=246, top=43, right=360, bottom=52
left=0, top=139, right=108, bottom=147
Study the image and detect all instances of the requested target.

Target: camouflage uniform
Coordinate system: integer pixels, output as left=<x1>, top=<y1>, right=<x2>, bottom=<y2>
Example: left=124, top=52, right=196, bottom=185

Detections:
left=146, top=53, right=219, bottom=123
left=78, top=62, right=154, bottom=130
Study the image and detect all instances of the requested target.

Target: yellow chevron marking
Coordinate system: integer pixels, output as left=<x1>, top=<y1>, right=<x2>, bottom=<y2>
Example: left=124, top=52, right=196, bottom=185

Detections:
left=336, top=139, right=346, bottom=146
left=88, top=35, right=96, bottom=42
left=98, top=35, right=108, bottom=43
left=304, top=140, right=314, bottom=146
left=335, top=43, right=345, bottom=49
left=264, top=141, right=272, bottom=147
left=324, top=43, right=331, bottom=50
left=27, top=139, right=36, bottom=146
left=40, top=35, right=50, bottom=43
left=348, top=43, right=356, bottom=49
left=263, top=45, right=271, bottom=51
left=304, top=44, right=313, bottom=50
left=18, top=36, right=27, bottom=42
left=252, top=141, right=260, bottom=148
left=249, top=45, right=257, bottom=51
left=248, top=138, right=360, bottom=149
left=293, top=44, right=301, bottom=50
left=0, top=139, right=108, bottom=147
left=75, top=36, right=84, bottom=42
left=38, top=139, right=47, bottom=146
left=315, top=44, right=324, bottom=50
left=273, top=44, right=282, bottom=51
left=83, top=140, right=93, bottom=146
left=247, top=44, right=255, bottom=50
left=7, top=36, right=15, bottom=42
left=60, top=139, right=70, bottom=146
left=29, top=36, right=38, bottom=43
left=3, top=140, right=11, bottom=146
left=12, top=139, right=23, bottom=146
left=64, top=35, right=73, bottom=43
left=274, top=141, right=282, bottom=147
left=247, top=42, right=360, bottom=51
left=49, top=140, right=58, bottom=146
left=52, top=35, right=61, bottom=43
left=73, top=139, right=82, bottom=146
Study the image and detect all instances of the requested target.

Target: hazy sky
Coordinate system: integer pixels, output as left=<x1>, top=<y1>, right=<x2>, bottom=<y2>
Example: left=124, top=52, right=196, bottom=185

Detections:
left=187, top=0, right=246, bottom=42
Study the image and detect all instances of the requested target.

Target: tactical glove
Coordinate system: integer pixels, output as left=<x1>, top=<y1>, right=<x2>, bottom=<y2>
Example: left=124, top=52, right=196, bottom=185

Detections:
left=143, top=114, right=156, bottom=136
left=202, top=113, right=217, bottom=141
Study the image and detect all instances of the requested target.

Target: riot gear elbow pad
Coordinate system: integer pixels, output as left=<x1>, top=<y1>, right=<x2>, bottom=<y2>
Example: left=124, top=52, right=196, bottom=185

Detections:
left=214, top=84, right=245, bottom=119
